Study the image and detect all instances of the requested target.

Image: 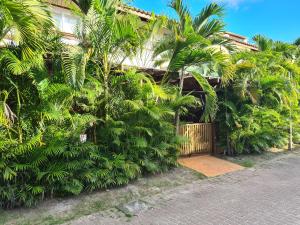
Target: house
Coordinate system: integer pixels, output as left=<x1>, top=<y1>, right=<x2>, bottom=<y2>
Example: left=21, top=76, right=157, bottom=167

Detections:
left=46, top=0, right=257, bottom=123
left=47, top=0, right=165, bottom=69
left=48, top=0, right=256, bottom=155
left=224, top=32, right=258, bottom=51
left=46, top=0, right=258, bottom=72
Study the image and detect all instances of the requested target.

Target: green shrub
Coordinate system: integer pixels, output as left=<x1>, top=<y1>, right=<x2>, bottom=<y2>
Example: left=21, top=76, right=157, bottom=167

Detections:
left=0, top=70, right=192, bottom=208
left=217, top=51, right=300, bottom=154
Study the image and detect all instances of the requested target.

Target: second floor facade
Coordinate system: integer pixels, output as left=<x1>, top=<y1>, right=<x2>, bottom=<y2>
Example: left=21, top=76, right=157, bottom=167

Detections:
left=47, top=0, right=258, bottom=70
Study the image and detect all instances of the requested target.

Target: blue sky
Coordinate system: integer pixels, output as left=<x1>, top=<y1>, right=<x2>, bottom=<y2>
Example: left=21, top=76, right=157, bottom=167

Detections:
left=130, top=0, right=300, bottom=44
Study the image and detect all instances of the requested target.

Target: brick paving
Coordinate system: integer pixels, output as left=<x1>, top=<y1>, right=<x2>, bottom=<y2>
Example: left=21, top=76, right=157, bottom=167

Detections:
left=68, top=152, right=300, bottom=225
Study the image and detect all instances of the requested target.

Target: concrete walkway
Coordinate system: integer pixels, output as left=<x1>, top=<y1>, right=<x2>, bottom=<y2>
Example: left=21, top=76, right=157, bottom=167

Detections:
left=178, top=155, right=244, bottom=177
left=69, top=151, right=300, bottom=225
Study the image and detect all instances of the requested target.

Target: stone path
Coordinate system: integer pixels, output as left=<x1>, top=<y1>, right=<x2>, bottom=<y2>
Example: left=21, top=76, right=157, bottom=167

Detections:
left=178, top=155, right=244, bottom=177
left=68, top=151, right=300, bottom=225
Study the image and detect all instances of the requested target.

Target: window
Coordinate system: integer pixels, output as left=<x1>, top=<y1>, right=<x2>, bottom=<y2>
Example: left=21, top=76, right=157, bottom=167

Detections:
left=63, top=15, right=78, bottom=34
left=53, top=12, right=62, bottom=30
left=51, top=7, right=80, bottom=34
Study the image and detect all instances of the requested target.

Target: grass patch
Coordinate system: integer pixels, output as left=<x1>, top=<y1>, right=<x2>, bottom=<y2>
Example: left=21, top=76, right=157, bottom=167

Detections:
left=193, top=171, right=207, bottom=179
left=239, top=160, right=255, bottom=168
left=92, top=200, right=108, bottom=211
left=37, top=215, right=78, bottom=225
left=182, top=167, right=207, bottom=180
left=0, top=210, right=8, bottom=225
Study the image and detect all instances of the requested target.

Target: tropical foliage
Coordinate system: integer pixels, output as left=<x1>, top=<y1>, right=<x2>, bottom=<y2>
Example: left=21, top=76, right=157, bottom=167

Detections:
left=0, top=0, right=195, bottom=208
left=217, top=37, right=300, bottom=154
left=153, top=0, right=235, bottom=132
left=0, top=0, right=300, bottom=209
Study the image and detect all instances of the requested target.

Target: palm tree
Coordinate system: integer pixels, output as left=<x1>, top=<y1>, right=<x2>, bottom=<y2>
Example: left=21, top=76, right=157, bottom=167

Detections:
left=0, top=0, right=53, bottom=143
left=0, top=0, right=52, bottom=58
left=60, top=0, right=156, bottom=145
left=252, top=35, right=300, bottom=151
left=222, top=45, right=300, bottom=154
left=293, top=38, right=300, bottom=64
left=253, top=34, right=297, bottom=55
left=154, top=0, right=229, bottom=132
left=294, top=38, right=300, bottom=47
left=252, top=35, right=274, bottom=51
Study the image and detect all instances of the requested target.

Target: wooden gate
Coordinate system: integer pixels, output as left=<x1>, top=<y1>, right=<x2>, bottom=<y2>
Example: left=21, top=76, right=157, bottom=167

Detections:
left=179, top=123, right=214, bottom=156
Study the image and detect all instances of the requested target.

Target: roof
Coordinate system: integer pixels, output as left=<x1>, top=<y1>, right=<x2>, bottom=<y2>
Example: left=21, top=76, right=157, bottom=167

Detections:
left=224, top=32, right=247, bottom=40
left=223, top=32, right=258, bottom=51
left=234, top=40, right=258, bottom=51
left=47, top=0, right=153, bottom=20
left=118, top=5, right=153, bottom=20
left=47, top=0, right=70, bottom=9
left=226, top=38, right=258, bottom=51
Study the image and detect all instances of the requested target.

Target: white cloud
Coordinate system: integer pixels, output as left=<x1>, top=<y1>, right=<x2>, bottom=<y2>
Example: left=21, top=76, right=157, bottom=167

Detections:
left=211, top=0, right=258, bottom=8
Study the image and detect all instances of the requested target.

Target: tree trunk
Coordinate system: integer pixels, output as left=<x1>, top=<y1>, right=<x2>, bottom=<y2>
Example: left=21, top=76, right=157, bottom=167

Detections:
left=103, top=54, right=109, bottom=121
left=288, top=117, right=293, bottom=151
left=224, top=88, right=232, bottom=155
left=288, top=71, right=293, bottom=151
left=175, top=68, right=185, bottom=134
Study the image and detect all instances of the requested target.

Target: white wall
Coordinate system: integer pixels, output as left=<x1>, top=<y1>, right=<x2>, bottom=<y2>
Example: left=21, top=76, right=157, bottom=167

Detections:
left=49, top=6, right=163, bottom=69
left=49, top=6, right=80, bottom=45
left=122, top=31, right=168, bottom=70
left=50, top=6, right=79, bottom=34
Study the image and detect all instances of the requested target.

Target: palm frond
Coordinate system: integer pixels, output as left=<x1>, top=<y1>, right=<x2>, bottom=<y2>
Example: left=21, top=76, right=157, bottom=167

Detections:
left=169, top=0, right=191, bottom=32
left=192, top=72, right=218, bottom=122
left=193, top=3, right=225, bottom=37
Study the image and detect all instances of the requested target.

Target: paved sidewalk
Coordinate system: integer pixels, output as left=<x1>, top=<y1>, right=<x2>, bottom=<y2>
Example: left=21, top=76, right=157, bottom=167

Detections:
left=69, top=152, right=300, bottom=225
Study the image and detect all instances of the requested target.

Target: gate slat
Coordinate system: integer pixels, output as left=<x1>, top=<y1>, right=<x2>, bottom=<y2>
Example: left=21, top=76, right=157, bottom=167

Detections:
left=179, top=123, right=213, bottom=156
